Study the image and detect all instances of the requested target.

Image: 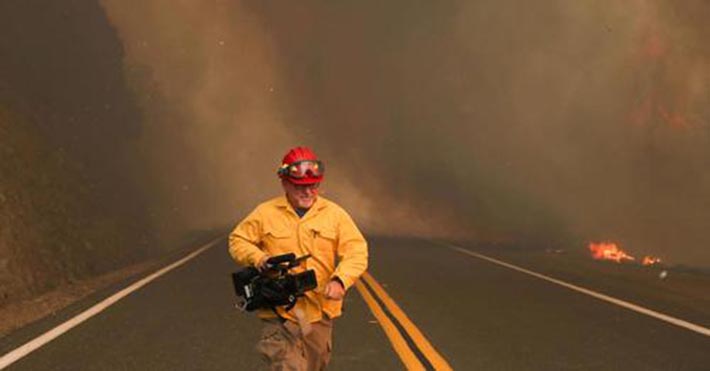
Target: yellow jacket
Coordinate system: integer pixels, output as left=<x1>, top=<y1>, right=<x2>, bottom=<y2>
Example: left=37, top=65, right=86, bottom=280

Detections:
left=228, top=195, right=368, bottom=323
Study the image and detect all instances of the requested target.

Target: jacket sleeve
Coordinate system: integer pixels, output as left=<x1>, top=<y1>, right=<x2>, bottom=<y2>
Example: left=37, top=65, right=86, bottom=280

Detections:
left=228, top=207, right=268, bottom=267
left=331, top=209, right=369, bottom=290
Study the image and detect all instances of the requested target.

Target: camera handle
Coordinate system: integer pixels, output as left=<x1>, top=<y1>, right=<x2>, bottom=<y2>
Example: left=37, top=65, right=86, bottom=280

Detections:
left=265, top=254, right=311, bottom=273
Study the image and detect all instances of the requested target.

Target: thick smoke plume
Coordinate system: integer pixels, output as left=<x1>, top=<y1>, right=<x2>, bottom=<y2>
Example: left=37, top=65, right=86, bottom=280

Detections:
left=98, top=0, right=709, bottom=265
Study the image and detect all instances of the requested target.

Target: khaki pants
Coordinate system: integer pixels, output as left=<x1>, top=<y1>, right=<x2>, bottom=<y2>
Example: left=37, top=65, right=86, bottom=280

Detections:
left=256, top=317, right=333, bottom=371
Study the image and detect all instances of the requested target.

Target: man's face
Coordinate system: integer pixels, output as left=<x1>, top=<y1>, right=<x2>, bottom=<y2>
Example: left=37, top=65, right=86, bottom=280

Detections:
left=282, top=180, right=320, bottom=209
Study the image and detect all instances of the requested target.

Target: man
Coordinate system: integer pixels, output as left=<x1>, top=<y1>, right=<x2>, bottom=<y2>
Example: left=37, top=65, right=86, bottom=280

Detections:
left=229, top=146, right=368, bottom=371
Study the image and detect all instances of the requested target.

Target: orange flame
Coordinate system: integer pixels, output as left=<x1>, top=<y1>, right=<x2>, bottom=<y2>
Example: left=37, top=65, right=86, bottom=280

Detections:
left=588, top=242, right=635, bottom=263
left=642, top=256, right=662, bottom=266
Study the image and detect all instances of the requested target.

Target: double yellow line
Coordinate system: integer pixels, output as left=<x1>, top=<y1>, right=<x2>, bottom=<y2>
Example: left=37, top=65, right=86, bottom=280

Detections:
left=355, top=272, right=452, bottom=371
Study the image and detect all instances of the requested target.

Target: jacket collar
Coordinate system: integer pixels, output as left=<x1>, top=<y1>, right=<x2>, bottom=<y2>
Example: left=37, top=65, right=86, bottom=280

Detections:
left=275, top=194, right=328, bottom=213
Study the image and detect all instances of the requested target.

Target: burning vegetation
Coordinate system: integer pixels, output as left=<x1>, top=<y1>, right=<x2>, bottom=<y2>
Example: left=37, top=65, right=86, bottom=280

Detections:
left=588, top=242, right=662, bottom=266
left=641, top=256, right=663, bottom=266
left=589, top=242, right=636, bottom=263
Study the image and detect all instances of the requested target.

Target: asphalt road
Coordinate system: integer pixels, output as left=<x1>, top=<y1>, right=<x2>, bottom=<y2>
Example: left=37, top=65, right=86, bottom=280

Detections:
left=1, top=237, right=708, bottom=370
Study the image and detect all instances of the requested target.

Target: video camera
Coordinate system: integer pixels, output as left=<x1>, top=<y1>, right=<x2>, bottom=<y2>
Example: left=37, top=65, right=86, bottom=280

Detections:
left=232, top=253, right=317, bottom=312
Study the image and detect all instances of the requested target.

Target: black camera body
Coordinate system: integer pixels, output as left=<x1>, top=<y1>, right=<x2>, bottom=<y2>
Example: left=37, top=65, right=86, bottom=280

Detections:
left=232, top=253, right=317, bottom=312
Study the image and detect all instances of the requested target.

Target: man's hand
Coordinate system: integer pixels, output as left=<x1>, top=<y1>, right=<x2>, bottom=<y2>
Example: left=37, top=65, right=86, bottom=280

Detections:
left=256, top=255, right=270, bottom=272
left=324, top=279, right=345, bottom=300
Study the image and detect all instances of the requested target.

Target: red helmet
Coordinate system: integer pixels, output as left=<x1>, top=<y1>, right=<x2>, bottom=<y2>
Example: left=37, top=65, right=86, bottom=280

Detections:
left=277, top=146, right=325, bottom=185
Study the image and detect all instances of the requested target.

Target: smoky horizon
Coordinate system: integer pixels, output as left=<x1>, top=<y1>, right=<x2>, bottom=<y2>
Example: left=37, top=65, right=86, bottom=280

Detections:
left=104, top=0, right=709, bottom=266
left=2, top=0, right=709, bottom=276
left=104, top=0, right=708, bottom=266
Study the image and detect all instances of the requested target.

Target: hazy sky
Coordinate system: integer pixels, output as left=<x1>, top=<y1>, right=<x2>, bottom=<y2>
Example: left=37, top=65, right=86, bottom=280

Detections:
left=102, top=0, right=710, bottom=266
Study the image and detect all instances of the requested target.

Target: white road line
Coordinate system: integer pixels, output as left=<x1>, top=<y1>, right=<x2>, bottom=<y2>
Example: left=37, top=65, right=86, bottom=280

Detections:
left=0, top=237, right=222, bottom=370
left=446, top=244, right=710, bottom=337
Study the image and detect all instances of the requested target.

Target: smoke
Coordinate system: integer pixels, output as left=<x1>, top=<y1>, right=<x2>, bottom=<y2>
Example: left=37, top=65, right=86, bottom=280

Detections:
left=101, top=0, right=710, bottom=265
left=100, top=0, right=289, bottom=240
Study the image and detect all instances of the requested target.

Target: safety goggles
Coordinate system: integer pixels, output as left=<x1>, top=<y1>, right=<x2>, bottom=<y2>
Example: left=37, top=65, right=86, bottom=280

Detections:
left=278, top=160, right=325, bottom=179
